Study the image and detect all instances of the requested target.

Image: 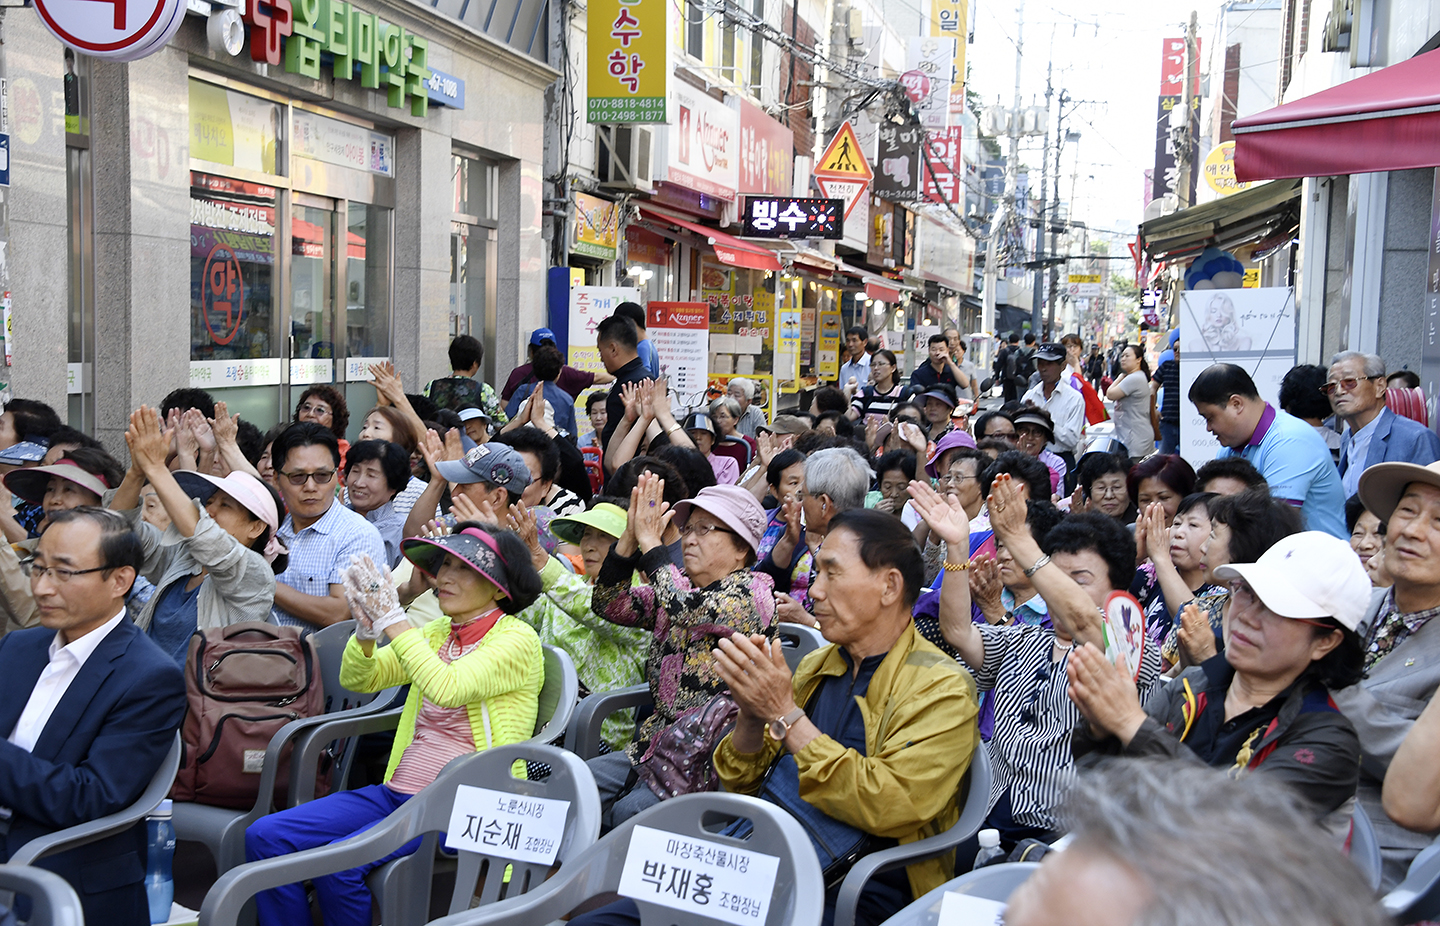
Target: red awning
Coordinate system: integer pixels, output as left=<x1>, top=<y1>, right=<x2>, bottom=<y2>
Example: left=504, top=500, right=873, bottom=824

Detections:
left=866, top=280, right=902, bottom=302
left=637, top=206, right=780, bottom=272
left=1233, top=48, right=1440, bottom=181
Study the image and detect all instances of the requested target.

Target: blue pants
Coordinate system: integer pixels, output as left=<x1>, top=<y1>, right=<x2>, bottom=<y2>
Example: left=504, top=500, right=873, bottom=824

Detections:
left=244, top=784, right=422, bottom=926
left=1160, top=421, right=1180, bottom=456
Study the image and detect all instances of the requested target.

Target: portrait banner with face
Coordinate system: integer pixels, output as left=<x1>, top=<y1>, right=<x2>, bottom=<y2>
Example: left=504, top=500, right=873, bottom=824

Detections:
left=1177, top=286, right=1296, bottom=467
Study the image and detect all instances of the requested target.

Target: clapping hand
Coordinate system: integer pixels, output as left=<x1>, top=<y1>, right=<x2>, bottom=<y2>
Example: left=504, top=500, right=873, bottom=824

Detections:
left=508, top=501, right=549, bottom=572
left=125, top=406, right=173, bottom=475
left=183, top=408, right=217, bottom=454
left=970, top=554, right=1005, bottom=623
left=621, top=382, right=643, bottom=423
left=629, top=471, right=673, bottom=552
left=210, top=401, right=241, bottom=450
left=1177, top=601, right=1217, bottom=664
left=986, top=473, right=1027, bottom=543
left=450, top=491, right=495, bottom=525
left=908, top=479, right=970, bottom=546
left=369, top=361, right=405, bottom=407
left=1066, top=642, right=1147, bottom=744
left=1140, top=503, right=1172, bottom=569
left=342, top=554, right=409, bottom=640
left=713, top=633, right=796, bottom=725
left=774, top=592, right=816, bottom=627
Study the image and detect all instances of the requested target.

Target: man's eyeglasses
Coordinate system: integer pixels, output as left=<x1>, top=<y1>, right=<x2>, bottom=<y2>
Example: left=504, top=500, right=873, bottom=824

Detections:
left=279, top=469, right=337, bottom=487
left=1320, top=375, right=1384, bottom=396
left=298, top=402, right=333, bottom=417
left=679, top=522, right=736, bottom=540
left=21, top=560, right=113, bottom=583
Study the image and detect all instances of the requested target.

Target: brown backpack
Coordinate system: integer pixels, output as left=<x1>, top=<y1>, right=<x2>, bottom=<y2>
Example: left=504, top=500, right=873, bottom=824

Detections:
left=171, top=622, right=327, bottom=810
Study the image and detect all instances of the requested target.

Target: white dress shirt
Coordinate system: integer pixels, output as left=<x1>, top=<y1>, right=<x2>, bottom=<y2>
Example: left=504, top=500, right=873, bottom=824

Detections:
left=1342, top=409, right=1385, bottom=497
left=838, top=353, right=871, bottom=391
left=9, top=610, right=126, bottom=753
left=1022, top=379, right=1087, bottom=457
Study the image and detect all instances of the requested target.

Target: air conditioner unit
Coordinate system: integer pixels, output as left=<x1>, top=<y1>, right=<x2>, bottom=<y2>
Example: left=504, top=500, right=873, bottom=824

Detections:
left=596, top=124, right=654, bottom=193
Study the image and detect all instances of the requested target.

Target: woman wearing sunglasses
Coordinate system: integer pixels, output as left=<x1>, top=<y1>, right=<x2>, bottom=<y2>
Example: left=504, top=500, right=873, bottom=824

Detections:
left=1069, top=530, right=1366, bottom=824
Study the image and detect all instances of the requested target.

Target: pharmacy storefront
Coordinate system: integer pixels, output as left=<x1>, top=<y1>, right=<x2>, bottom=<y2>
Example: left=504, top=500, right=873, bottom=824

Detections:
left=7, top=0, right=556, bottom=443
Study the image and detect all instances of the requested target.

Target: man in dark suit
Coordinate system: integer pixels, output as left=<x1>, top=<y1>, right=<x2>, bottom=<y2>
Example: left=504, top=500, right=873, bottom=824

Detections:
left=0, top=507, right=186, bottom=926
left=1330, top=351, right=1440, bottom=498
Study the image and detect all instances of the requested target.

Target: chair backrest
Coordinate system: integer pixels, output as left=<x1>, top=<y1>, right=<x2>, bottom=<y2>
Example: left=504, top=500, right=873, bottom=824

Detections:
left=533, top=644, right=579, bottom=743
left=1384, top=835, right=1440, bottom=922
left=956, top=742, right=993, bottom=840
left=10, top=732, right=182, bottom=866
left=200, top=744, right=601, bottom=926
left=876, top=863, right=1040, bottom=926
left=1350, top=802, right=1384, bottom=892
left=431, top=791, right=825, bottom=926
left=0, top=865, right=86, bottom=926
left=777, top=623, right=828, bottom=672
left=310, top=620, right=385, bottom=715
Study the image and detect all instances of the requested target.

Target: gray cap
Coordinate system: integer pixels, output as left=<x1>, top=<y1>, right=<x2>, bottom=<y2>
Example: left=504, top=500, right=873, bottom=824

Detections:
left=433, top=442, right=532, bottom=494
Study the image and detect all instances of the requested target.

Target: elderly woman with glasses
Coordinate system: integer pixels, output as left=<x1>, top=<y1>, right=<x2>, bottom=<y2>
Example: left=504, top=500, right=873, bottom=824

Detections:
left=1070, top=531, right=1366, bottom=825
left=587, top=477, right=777, bottom=827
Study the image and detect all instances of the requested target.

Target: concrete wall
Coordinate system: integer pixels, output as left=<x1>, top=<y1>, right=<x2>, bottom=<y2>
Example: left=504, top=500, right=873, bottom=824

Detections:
left=1376, top=169, right=1432, bottom=376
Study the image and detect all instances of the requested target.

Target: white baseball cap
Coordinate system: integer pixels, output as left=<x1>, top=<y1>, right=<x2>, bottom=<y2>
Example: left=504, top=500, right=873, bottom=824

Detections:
left=1212, top=531, right=1371, bottom=632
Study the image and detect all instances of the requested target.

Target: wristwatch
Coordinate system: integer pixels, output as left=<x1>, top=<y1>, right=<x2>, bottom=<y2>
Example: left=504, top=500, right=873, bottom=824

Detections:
left=767, top=707, right=806, bottom=741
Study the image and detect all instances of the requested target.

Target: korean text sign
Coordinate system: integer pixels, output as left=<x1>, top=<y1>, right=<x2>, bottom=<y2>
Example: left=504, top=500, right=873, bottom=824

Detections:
left=587, top=0, right=667, bottom=123
left=445, top=785, right=571, bottom=865
left=617, top=825, right=781, bottom=926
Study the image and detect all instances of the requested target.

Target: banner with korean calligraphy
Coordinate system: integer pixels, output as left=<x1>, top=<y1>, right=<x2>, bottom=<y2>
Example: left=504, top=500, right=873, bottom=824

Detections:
left=904, top=37, right=954, bottom=130
left=922, top=127, right=963, bottom=205
left=587, top=0, right=667, bottom=122
left=567, top=285, right=641, bottom=378
left=929, top=0, right=968, bottom=116
left=573, top=192, right=621, bottom=259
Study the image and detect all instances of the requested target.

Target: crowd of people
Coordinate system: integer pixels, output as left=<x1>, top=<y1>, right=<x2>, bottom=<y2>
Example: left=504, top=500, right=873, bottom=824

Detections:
left=0, top=313, right=1437, bottom=926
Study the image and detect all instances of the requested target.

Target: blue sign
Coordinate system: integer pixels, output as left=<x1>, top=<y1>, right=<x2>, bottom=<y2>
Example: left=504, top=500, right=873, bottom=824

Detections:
left=0, top=134, right=10, bottom=188
left=425, top=68, right=465, bottom=110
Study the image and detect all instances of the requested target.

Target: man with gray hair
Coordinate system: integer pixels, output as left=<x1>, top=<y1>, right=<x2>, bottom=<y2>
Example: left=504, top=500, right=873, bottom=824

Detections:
left=726, top=377, right=766, bottom=438
left=756, top=447, right=872, bottom=624
left=1004, top=759, right=1390, bottom=926
left=1329, top=351, right=1440, bottom=496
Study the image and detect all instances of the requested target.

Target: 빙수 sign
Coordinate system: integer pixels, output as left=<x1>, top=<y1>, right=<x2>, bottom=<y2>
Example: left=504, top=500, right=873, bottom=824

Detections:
left=741, top=197, right=843, bottom=239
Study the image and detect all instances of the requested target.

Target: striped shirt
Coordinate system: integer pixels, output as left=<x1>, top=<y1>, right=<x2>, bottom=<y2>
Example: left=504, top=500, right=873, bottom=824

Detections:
left=386, top=633, right=479, bottom=794
left=971, top=622, right=1161, bottom=831
left=851, top=383, right=905, bottom=420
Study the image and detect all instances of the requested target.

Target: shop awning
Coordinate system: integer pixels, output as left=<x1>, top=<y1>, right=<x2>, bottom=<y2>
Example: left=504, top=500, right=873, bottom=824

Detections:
left=1233, top=48, right=1440, bottom=181
left=637, top=206, right=780, bottom=272
left=833, top=259, right=915, bottom=302
left=1138, top=178, right=1302, bottom=264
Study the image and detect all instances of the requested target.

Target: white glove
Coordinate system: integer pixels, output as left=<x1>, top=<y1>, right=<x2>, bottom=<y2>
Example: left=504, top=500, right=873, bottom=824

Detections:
left=343, top=555, right=408, bottom=639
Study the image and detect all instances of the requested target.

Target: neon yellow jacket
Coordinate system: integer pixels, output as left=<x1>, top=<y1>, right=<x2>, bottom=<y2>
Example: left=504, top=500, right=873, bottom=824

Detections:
left=713, top=622, right=978, bottom=899
left=340, top=615, right=544, bottom=783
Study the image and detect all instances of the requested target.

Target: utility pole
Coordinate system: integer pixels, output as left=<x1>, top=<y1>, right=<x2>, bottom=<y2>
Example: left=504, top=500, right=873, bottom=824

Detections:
left=1032, top=55, right=1052, bottom=339
left=1046, top=91, right=1069, bottom=337
left=1175, top=10, right=1199, bottom=208
left=981, top=0, right=1024, bottom=361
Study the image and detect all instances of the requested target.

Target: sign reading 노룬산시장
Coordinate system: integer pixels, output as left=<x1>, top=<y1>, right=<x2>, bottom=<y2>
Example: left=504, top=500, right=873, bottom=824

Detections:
left=445, top=785, right=570, bottom=865
left=617, top=825, right=781, bottom=926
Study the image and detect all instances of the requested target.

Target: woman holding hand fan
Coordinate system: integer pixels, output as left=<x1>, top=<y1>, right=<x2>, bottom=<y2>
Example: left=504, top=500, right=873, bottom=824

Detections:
left=1069, top=530, right=1365, bottom=825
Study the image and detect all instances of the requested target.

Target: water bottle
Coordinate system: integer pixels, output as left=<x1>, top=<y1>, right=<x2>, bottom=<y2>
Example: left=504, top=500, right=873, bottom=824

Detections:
left=145, top=799, right=175, bottom=925
left=973, top=828, right=1005, bottom=870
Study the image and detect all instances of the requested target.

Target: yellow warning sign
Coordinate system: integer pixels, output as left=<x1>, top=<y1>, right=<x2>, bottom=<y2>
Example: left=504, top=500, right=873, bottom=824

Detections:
left=815, top=121, right=874, bottom=180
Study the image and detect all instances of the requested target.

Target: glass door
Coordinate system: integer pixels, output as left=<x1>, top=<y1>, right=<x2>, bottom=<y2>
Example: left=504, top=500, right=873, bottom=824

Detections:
left=450, top=222, right=497, bottom=383
left=288, top=197, right=338, bottom=413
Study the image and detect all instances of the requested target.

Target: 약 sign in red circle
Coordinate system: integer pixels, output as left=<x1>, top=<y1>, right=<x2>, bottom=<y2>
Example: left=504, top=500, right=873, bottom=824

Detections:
left=202, top=244, right=246, bottom=347
left=33, top=0, right=186, bottom=60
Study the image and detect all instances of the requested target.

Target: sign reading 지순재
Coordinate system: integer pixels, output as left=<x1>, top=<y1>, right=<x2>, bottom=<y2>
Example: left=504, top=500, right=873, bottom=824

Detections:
left=741, top=197, right=844, bottom=240
left=446, top=785, right=571, bottom=866
left=617, top=825, right=781, bottom=926
left=587, top=0, right=667, bottom=122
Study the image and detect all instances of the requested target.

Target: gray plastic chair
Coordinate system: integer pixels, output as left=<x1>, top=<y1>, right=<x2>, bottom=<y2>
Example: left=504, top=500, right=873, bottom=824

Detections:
left=172, top=621, right=401, bottom=874
left=833, top=742, right=994, bottom=926
left=777, top=623, right=829, bottom=672
left=1350, top=801, right=1384, bottom=892
left=424, top=791, right=825, bottom=926
left=0, top=864, right=86, bottom=926
left=565, top=683, right=652, bottom=761
left=10, top=732, right=182, bottom=866
left=1384, top=835, right=1440, bottom=922
left=877, top=862, right=1041, bottom=925
left=199, top=744, right=601, bottom=926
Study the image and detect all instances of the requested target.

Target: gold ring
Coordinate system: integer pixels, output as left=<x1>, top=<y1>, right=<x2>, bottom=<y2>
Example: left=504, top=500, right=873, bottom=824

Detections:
left=995, top=504, right=1006, bottom=513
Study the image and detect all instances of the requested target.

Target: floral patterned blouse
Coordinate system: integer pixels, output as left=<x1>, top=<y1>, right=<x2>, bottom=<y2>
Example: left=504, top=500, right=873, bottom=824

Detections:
left=593, top=545, right=777, bottom=763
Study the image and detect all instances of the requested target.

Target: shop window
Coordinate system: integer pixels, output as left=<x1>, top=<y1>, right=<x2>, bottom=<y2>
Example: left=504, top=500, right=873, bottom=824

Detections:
left=749, top=0, right=765, bottom=93
left=345, top=203, right=392, bottom=358
left=65, top=51, right=94, bottom=430
left=720, top=14, right=737, bottom=82
left=189, top=172, right=278, bottom=364
left=685, top=0, right=705, bottom=59
left=453, top=154, right=499, bottom=223
left=190, top=80, right=284, bottom=176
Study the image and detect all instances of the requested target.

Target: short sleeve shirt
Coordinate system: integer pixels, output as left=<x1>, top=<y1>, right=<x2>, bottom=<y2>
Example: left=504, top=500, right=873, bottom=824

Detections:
left=274, top=501, right=389, bottom=627
left=1218, top=404, right=1347, bottom=539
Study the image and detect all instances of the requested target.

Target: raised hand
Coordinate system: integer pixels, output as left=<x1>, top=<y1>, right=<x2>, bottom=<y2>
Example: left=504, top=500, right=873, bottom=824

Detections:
left=125, top=406, right=172, bottom=475
left=450, top=491, right=495, bottom=525
left=419, top=428, right=445, bottom=472
left=1142, top=502, right=1172, bottom=568
left=756, top=430, right=778, bottom=467
left=210, top=401, right=240, bottom=448
left=630, top=471, right=673, bottom=552
left=621, top=381, right=643, bottom=423
left=442, top=427, right=465, bottom=461
left=1066, top=642, right=1147, bottom=743
left=183, top=408, right=217, bottom=453
left=508, top=501, right=549, bottom=572
left=907, top=479, right=970, bottom=546
left=342, top=554, right=406, bottom=639
left=969, top=554, right=1005, bottom=622
left=1069, top=483, right=1088, bottom=514
left=985, top=473, right=1027, bottom=543
left=369, top=361, right=405, bottom=406
left=1177, top=601, right=1217, bottom=664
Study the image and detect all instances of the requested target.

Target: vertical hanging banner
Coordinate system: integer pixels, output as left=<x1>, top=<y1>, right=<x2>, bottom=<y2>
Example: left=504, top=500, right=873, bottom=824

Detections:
left=587, top=0, right=667, bottom=123
left=647, top=302, right=710, bottom=411
left=929, top=0, right=968, bottom=116
left=817, top=309, right=842, bottom=379
left=904, top=37, right=955, bottom=130
left=922, top=127, right=963, bottom=205
left=568, top=286, right=642, bottom=377
left=874, top=123, right=923, bottom=203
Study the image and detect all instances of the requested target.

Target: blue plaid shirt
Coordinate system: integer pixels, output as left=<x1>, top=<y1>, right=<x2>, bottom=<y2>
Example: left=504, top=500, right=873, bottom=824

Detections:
left=273, top=500, right=387, bottom=628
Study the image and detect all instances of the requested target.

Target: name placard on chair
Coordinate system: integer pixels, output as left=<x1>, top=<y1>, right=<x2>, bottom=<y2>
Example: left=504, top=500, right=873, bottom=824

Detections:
left=618, top=825, right=781, bottom=925
left=446, top=785, right=571, bottom=865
